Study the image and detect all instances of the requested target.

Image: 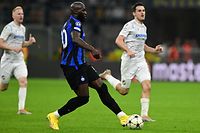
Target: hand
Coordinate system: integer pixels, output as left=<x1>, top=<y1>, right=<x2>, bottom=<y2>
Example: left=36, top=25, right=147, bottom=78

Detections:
left=91, top=49, right=102, bottom=59
left=155, top=45, right=163, bottom=53
left=127, top=50, right=135, bottom=58
left=12, top=47, right=22, bottom=53
left=28, top=34, right=36, bottom=45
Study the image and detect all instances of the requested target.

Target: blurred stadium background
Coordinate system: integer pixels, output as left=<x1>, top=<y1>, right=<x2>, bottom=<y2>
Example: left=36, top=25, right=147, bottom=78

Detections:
left=0, top=0, right=200, bottom=81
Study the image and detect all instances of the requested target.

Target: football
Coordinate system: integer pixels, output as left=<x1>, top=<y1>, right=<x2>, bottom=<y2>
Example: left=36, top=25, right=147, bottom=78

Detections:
left=127, top=114, right=144, bottom=129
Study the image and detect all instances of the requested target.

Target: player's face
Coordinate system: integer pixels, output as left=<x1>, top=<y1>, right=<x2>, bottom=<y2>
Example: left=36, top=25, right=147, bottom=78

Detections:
left=133, top=6, right=145, bottom=22
left=78, top=6, right=87, bottom=22
left=12, top=9, right=24, bottom=24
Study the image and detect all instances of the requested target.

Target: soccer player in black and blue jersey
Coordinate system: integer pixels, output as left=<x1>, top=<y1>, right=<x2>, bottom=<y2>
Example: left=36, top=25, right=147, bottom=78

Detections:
left=47, top=1, right=129, bottom=130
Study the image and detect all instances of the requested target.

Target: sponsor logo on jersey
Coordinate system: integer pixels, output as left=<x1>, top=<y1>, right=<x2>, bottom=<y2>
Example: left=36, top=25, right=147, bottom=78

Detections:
left=135, top=34, right=147, bottom=38
left=135, top=34, right=147, bottom=40
left=14, top=35, right=24, bottom=39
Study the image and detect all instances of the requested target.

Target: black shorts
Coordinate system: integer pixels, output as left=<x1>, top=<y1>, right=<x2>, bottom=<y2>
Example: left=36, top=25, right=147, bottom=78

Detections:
left=61, top=63, right=99, bottom=90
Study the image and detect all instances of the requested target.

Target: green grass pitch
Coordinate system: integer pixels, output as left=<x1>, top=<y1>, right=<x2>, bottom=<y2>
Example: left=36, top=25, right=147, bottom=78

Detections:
left=0, top=78, right=200, bottom=133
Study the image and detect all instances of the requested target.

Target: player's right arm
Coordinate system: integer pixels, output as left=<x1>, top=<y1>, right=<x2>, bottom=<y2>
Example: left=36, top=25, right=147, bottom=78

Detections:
left=115, top=35, right=135, bottom=58
left=0, top=38, right=21, bottom=53
left=71, top=30, right=101, bottom=59
left=116, top=22, right=135, bottom=58
left=0, top=25, right=21, bottom=52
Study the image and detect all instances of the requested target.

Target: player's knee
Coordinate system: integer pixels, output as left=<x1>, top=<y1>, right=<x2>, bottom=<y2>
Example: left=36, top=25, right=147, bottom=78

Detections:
left=79, top=96, right=89, bottom=105
left=118, top=88, right=129, bottom=96
left=0, top=84, right=8, bottom=91
left=18, top=78, right=28, bottom=87
left=142, top=81, right=151, bottom=92
left=91, top=78, right=104, bottom=89
left=0, top=87, right=8, bottom=91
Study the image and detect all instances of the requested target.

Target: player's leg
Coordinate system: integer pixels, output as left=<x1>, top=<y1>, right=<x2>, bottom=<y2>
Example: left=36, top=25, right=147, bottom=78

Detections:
left=0, top=62, right=12, bottom=91
left=47, top=65, right=90, bottom=130
left=57, top=84, right=89, bottom=116
left=88, top=65, right=129, bottom=126
left=99, top=57, right=136, bottom=95
left=136, top=61, right=155, bottom=122
left=99, top=69, right=129, bottom=95
left=47, top=84, right=89, bottom=130
left=140, top=80, right=155, bottom=121
left=14, top=62, right=31, bottom=115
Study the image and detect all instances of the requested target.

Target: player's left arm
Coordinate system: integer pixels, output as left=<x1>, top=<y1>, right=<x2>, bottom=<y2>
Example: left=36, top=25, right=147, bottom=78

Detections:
left=22, top=34, right=36, bottom=47
left=144, top=44, right=163, bottom=54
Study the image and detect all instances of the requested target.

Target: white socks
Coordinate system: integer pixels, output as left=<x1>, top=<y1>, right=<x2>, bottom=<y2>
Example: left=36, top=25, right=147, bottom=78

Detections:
left=18, top=87, right=27, bottom=110
left=54, top=110, right=60, bottom=118
left=140, top=98, right=150, bottom=116
left=117, top=111, right=127, bottom=118
left=105, top=75, right=121, bottom=89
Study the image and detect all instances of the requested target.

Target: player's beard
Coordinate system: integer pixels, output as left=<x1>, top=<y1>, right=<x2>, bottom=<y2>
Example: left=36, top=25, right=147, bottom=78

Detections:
left=77, top=15, right=86, bottom=23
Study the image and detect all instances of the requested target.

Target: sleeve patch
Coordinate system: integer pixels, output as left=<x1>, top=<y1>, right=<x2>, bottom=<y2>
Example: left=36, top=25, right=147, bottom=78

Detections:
left=75, top=21, right=81, bottom=27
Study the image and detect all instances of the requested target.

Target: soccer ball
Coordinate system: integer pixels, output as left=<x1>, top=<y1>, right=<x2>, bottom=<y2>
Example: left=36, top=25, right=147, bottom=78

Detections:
left=127, top=114, right=144, bottom=129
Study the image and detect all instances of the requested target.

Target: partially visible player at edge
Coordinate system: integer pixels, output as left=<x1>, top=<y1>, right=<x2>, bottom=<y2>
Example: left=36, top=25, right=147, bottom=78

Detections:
left=100, top=2, right=163, bottom=122
left=47, top=1, right=129, bottom=130
left=0, top=6, right=36, bottom=114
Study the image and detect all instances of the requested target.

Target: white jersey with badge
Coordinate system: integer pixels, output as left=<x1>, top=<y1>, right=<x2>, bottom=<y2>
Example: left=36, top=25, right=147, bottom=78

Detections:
left=119, top=19, right=147, bottom=63
left=0, top=21, right=25, bottom=62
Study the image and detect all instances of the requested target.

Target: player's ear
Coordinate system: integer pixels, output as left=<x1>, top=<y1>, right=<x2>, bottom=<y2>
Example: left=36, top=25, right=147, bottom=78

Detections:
left=12, top=12, right=15, bottom=20
left=132, top=12, right=135, bottom=17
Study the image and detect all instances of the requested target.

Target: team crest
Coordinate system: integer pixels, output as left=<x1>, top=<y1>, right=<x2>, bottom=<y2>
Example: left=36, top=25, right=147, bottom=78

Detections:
left=80, top=76, right=85, bottom=81
left=75, top=21, right=81, bottom=27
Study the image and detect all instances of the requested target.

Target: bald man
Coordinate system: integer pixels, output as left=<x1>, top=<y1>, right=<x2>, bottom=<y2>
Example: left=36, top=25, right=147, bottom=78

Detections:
left=0, top=6, right=36, bottom=114
left=47, top=1, right=129, bottom=130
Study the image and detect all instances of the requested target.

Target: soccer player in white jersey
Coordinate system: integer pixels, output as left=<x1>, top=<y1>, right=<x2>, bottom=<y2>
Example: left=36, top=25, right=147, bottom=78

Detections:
left=0, top=6, right=36, bottom=114
left=100, top=2, right=163, bottom=122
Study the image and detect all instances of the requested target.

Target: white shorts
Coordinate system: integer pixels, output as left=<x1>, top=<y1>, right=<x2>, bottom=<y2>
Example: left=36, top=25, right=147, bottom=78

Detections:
left=120, top=58, right=151, bottom=88
left=0, top=60, right=28, bottom=84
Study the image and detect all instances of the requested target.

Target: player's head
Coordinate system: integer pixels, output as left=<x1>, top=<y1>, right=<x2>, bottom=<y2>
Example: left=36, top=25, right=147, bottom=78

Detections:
left=12, top=6, right=24, bottom=24
left=132, top=2, right=145, bottom=22
left=70, top=1, right=87, bottom=22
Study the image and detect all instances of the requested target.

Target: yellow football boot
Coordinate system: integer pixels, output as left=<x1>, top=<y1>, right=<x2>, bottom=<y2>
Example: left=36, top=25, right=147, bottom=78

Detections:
left=47, top=112, right=59, bottom=130
left=119, top=115, right=129, bottom=127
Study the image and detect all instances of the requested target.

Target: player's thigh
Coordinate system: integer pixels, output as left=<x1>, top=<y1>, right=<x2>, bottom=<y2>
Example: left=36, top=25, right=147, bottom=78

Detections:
left=74, top=83, right=89, bottom=96
left=136, top=61, right=151, bottom=83
left=86, top=65, right=102, bottom=88
left=0, top=61, right=13, bottom=84
left=13, top=62, right=28, bottom=79
left=62, top=65, right=89, bottom=90
left=121, top=59, right=137, bottom=88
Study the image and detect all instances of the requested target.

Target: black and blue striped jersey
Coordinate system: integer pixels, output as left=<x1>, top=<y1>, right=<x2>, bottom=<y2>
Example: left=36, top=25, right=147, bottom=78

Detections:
left=60, top=15, right=86, bottom=69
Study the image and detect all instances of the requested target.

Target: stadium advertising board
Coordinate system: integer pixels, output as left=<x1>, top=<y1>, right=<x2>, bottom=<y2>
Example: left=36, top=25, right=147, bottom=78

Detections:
left=152, top=61, right=200, bottom=82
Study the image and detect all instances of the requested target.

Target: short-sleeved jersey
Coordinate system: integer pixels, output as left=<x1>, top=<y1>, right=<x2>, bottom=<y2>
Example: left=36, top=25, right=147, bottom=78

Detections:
left=0, top=21, right=25, bottom=62
left=119, top=19, right=147, bottom=62
left=60, top=15, right=86, bottom=69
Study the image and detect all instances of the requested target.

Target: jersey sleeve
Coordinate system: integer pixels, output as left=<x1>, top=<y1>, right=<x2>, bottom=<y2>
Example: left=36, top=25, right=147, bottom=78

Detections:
left=119, top=22, right=132, bottom=37
left=0, top=25, right=12, bottom=40
left=73, top=21, right=82, bottom=32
